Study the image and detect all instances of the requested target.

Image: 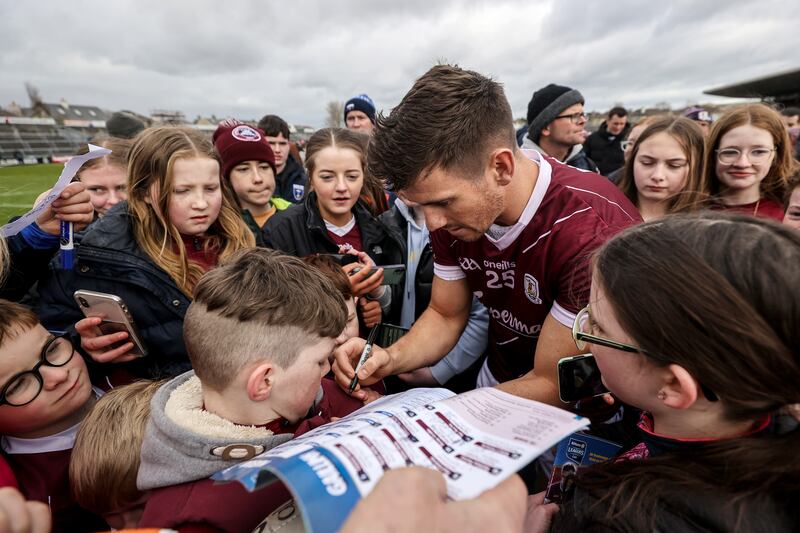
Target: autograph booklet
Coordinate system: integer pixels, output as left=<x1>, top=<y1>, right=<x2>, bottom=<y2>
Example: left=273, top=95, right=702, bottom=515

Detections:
left=213, top=387, right=589, bottom=533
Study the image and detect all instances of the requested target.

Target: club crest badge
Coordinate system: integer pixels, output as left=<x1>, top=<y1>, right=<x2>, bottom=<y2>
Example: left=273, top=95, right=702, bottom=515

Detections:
left=292, top=183, right=305, bottom=201
left=524, top=273, right=542, bottom=304
left=231, top=125, right=261, bottom=142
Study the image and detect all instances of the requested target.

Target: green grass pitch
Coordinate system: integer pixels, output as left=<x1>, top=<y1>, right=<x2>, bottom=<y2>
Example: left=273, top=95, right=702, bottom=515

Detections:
left=0, top=164, right=65, bottom=224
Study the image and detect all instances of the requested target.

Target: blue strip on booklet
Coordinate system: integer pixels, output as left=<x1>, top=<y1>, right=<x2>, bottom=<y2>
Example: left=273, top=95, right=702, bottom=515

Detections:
left=213, top=447, right=361, bottom=533
left=544, top=432, right=622, bottom=504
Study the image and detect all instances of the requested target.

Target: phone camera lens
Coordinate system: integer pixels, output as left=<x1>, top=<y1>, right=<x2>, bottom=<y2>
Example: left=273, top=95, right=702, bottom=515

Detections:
left=79, top=297, right=90, bottom=308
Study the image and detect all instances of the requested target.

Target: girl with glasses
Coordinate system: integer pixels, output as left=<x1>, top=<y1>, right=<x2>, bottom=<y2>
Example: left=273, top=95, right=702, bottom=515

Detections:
left=706, top=103, right=798, bottom=220
left=533, top=213, right=800, bottom=531
left=616, top=117, right=709, bottom=221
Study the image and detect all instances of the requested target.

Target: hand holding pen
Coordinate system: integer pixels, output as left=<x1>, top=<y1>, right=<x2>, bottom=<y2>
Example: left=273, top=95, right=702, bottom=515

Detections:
left=348, top=324, right=381, bottom=394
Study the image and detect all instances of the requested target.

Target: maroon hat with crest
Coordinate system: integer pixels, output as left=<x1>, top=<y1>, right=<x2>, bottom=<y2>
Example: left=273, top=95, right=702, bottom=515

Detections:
left=212, top=119, right=277, bottom=179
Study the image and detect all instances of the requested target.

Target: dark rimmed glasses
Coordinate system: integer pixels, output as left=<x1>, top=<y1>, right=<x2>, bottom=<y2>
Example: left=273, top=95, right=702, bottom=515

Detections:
left=571, top=306, right=718, bottom=401
left=0, top=332, right=76, bottom=407
left=554, top=112, right=587, bottom=124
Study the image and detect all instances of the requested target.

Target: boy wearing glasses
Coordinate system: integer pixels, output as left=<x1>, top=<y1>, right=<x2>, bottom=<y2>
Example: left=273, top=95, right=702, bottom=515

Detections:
left=521, top=83, right=599, bottom=173
left=0, top=300, right=106, bottom=531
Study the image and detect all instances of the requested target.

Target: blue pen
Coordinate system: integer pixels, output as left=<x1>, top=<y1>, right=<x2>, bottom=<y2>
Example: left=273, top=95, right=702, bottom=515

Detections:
left=60, top=221, right=74, bottom=269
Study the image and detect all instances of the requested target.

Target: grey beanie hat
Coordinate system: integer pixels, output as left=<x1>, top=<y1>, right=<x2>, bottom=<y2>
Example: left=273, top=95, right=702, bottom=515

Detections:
left=106, top=111, right=146, bottom=139
left=526, top=84, right=584, bottom=143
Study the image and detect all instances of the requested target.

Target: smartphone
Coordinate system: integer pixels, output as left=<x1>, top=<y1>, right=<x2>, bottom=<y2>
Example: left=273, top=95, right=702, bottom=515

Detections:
left=377, top=323, right=409, bottom=347
left=350, top=264, right=406, bottom=285
left=557, top=354, right=608, bottom=403
left=319, top=253, right=360, bottom=267
left=73, top=290, right=148, bottom=357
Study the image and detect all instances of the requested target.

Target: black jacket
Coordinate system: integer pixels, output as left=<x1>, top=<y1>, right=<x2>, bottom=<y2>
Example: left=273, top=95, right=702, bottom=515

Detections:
left=36, top=202, right=193, bottom=380
left=378, top=205, right=433, bottom=323
left=583, top=121, right=631, bottom=177
left=1, top=232, right=57, bottom=302
left=275, top=156, right=308, bottom=204
left=265, top=192, right=402, bottom=266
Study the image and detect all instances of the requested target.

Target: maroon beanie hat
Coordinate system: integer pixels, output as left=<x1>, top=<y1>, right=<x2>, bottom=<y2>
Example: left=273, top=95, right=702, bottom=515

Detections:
left=212, top=120, right=277, bottom=179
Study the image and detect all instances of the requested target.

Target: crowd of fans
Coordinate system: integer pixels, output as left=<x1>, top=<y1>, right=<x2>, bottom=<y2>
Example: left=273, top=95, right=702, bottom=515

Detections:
left=0, top=64, right=798, bottom=532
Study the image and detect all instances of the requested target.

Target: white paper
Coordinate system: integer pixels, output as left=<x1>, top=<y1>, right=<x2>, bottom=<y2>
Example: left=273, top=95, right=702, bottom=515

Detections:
left=218, top=387, right=588, bottom=499
left=0, top=144, right=111, bottom=237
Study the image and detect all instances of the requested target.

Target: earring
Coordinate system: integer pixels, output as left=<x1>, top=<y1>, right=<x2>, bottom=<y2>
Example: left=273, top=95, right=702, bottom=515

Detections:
left=657, top=391, right=666, bottom=400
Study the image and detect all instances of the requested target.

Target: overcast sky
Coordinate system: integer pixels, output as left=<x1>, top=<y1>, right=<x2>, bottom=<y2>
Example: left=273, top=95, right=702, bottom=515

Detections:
left=1, top=0, right=797, bottom=127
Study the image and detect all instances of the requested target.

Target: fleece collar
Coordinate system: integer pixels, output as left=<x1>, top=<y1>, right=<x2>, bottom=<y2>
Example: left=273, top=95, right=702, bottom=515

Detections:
left=137, top=371, right=311, bottom=491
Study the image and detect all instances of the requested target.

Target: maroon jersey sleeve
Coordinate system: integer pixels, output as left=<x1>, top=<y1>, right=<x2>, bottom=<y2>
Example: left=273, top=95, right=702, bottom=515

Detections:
left=431, top=229, right=466, bottom=281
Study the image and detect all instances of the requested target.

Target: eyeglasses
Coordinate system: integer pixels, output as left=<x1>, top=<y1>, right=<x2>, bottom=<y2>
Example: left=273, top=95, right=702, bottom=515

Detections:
left=572, top=306, right=642, bottom=353
left=0, top=333, right=76, bottom=407
left=620, top=140, right=636, bottom=152
left=554, top=112, right=587, bottom=124
left=716, top=147, right=775, bottom=165
left=571, top=306, right=718, bottom=402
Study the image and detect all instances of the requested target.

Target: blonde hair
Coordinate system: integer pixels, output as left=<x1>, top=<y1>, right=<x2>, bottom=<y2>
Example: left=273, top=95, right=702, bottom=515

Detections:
left=184, top=248, right=346, bottom=390
left=127, top=126, right=255, bottom=297
left=705, top=103, right=799, bottom=203
left=75, top=137, right=132, bottom=177
left=618, top=117, right=710, bottom=214
left=70, top=380, right=164, bottom=516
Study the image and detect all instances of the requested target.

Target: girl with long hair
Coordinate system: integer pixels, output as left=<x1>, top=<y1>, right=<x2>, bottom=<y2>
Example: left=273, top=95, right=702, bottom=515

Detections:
left=37, top=126, right=254, bottom=382
left=266, top=127, right=402, bottom=329
left=75, top=137, right=132, bottom=217
left=530, top=213, right=800, bottom=531
left=705, top=103, right=798, bottom=220
left=616, top=117, right=708, bottom=221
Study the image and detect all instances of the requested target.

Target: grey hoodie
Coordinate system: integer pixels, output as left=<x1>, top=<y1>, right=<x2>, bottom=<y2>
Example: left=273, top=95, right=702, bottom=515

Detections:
left=137, top=370, right=311, bottom=491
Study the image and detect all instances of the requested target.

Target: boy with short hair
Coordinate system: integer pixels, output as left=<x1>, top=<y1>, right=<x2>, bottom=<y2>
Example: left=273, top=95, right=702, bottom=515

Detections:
left=70, top=379, right=164, bottom=530
left=257, top=114, right=308, bottom=204
left=0, top=300, right=106, bottom=532
left=212, top=120, right=291, bottom=243
left=137, top=248, right=364, bottom=532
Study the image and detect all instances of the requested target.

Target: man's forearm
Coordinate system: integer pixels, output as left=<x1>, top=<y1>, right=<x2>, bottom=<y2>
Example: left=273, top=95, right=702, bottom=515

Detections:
left=386, top=306, right=467, bottom=375
left=495, top=371, right=561, bottom=405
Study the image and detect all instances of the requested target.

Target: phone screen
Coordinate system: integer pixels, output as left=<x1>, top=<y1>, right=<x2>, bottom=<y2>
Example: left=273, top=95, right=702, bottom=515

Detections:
left=558, top=355, right=608, bottom=402
left=381, top=265, right=406, bottom=285
left=377, top=323, right=409, bottom=347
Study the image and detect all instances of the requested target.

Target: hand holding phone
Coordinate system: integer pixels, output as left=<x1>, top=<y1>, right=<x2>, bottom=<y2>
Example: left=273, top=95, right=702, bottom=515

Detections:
left=557, top=354, right=608, bottom=403
left=343, top=262, right=384, bottom=296
left=75, top=317, right=141, bottom=364
left=73, top=290, right=148, bottom=359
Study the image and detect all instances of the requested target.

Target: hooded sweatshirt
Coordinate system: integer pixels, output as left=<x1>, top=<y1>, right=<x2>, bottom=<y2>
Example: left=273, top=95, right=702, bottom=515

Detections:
left=137, top=371, right=363, bottom=532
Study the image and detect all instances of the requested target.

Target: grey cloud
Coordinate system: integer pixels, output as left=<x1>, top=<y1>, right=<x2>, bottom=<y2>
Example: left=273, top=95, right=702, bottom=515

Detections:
left=0, top=0, right=798, bottom=126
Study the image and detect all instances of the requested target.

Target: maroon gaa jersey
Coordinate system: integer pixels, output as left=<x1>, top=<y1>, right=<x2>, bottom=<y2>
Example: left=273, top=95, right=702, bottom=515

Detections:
left=432, top=150, right=640, bottom=383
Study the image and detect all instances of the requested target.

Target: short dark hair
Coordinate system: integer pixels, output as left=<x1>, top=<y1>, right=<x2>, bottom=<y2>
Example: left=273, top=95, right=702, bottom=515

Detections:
left=368, top=64, right=516, bottom=192
left=608, top=106, right=628, bottom=118
left=257, top=115, right=290, bottom=139
left=302, top=255, right=354, bottom=300
left=184, top=248, right=346, bottom=389
left=780, top=107, right=800, bottom=117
